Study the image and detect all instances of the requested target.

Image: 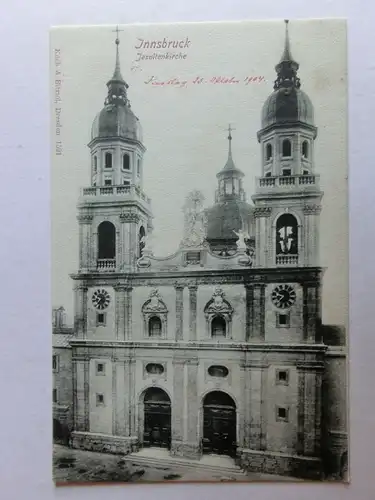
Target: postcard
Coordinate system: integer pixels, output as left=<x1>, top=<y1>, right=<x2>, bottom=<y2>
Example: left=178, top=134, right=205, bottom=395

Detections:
left=51, top=18, right=348, bottom=483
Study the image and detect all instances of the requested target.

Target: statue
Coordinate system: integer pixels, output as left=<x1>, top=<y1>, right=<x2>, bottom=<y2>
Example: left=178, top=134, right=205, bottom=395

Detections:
left=140, top=233, right=154, bottom=256
left=233, top=229, right=249, bottom=250
left=180, top=190, right=206, bottom=248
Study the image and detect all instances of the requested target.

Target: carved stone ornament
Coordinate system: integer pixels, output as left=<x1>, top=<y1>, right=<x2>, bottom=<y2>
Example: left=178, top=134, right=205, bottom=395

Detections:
left=303, top=204, right=322, bottom=215
left=180, top=190, right=207, bottom=248
left=253, top=207, right=272, bottom=218
left=120, top=212, right=140, bottom=223
left=204, top=287, right=233, bottom=318
left=77, top=214, right=93, bottom=224
left=142, top=289, right=168, bottom=313
left=142, top=288, right=168, bottom=338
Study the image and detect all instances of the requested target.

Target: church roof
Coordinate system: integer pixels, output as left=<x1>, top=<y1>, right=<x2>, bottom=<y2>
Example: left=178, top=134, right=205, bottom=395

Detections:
left=205, top=200, right=253, bottom=243
left=52, top=333, right=74, bottom=348
left=260, top=20, right=315, bottom=132
left=91, top=31, right=143, bottom=143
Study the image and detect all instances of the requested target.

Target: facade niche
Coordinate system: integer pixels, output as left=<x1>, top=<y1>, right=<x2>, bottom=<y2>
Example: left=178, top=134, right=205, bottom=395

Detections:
left=276, top=214, right=298, bottom=255
left=204, top=287, right=234, bottom=339
left=142, top=289, right=168, bottom=338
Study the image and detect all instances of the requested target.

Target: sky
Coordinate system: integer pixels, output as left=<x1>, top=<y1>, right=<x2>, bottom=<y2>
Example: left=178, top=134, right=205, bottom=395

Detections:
left=51, top=19, right=348, bottom=326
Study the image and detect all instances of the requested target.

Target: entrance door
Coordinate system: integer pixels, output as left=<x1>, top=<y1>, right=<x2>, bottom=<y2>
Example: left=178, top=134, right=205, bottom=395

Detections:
left=143, top=387, right=171, bottom=449
left=203, top=391, right=236, bottom=457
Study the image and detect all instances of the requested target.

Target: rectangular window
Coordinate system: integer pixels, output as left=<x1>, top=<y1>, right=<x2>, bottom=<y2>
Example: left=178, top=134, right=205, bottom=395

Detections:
left=53, top=388, right=57, bottom=403
left=276, top=312, right=290, bottom=328
left=96, top=362, right=106, bottom=375
left=104, top=178, right=112, bottom=186
left=96, top=393, right=105, bottom=406
left=276, top=406, right=289, bottom=422
left=52, top=354, right=58, bottom=372
left=96, top=312, right=106, bottom=326
left=276, top=369, right=290, bottom=385
left=282, top=169, right=292, bottom=176
left=123, top=179, right=130, bottom=186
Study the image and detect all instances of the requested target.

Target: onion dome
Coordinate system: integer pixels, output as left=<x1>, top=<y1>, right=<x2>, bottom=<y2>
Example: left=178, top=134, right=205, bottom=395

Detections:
left=91, top=34, right=143, bottom=142
left=260, top=20, right=314, bottom=131
left=205, top=127, right=254, bottom=254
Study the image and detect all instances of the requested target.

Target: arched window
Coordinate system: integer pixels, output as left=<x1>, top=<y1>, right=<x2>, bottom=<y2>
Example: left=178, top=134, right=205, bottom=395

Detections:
left=149, top=316, right=162, bottom=337
left=266, top=143, right=273, bottom=161
left=302, top=140, right=309, bottom=159
left=276, top=214, right=298, bottom=255
left=105, top=152, right=112, bottom=169
left=123, top=153, right=130, bottom=170
left=282, top=139, right=292, bottom=158
left=211, top=316, right=226, bottom=338
left=98, top=221, right=116, bottom=259
left=138, top=226, right=146, bottom=258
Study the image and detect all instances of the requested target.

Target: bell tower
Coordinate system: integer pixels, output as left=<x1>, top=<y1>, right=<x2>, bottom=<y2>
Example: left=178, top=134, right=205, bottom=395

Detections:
left=76, top=30, right=153, bottom=275
left=252, top=20, right=323, bottom=269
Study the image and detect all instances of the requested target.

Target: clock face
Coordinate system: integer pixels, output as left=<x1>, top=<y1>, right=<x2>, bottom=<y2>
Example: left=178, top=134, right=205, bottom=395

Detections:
left=271, top=284, right=296, bottom=309
left=92, top=289, right=111, bottom=310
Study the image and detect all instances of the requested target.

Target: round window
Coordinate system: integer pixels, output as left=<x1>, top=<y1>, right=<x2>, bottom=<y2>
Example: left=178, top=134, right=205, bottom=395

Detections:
left=208, top=365, right=229, bottom=378
left=146, top=363, right=164, bottom=375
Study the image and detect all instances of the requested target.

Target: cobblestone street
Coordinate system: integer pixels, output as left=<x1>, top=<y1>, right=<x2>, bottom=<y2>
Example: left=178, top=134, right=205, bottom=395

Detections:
left=53, top=445, right=300, bottom=484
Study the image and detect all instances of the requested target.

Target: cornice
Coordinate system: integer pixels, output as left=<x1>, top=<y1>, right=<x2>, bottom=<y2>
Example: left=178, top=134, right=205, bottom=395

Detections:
left=70, top=339, right=328, bottom=353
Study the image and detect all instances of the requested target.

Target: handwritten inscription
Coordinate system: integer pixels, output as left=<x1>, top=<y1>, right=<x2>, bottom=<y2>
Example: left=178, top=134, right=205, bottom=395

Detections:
left=144, top=75, right=266, bottom=88
left=54, top=49, right=63, bottom=156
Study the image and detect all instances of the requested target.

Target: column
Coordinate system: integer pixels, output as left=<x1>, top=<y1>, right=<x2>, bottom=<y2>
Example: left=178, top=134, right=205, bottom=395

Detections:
left=129, top=359, right=136, bottom=436
left=297, top=367, right=305, bottom=455
left=303, top=369, right=318, bottom=456
left=260, top=366, right=268, bottom=451
left=186, top=360, right=199, bottom=457
left=83, top=356, right=89, bottom=432
left=188, top=285, right=198, bottom=341
left=72, top=358, right=78, bottom=430
left=249, top=365, right=263, bottom=449
left=125, top=287, right=133, bottom=340
left=303, top=283, right=318, bottom=342
left=171, top=359, right=185, bottom=455
left=74, top=358, right=86, bottom=432
left=244, top=285, right=253, bottom=341
left=112, top=358, right=118, bottom=435
left=114, top=286, right=126, bottom=340
left=175, top=285, right=184, bottom=341
left=238, top=362, right=248, bottom=448
left=123, top=360, right=131, bottom=436
left=249, top=284, right=266, bottom=340
left=77, top=215, right=93, bottom=272
left=74, top=284, right=88, bottom=339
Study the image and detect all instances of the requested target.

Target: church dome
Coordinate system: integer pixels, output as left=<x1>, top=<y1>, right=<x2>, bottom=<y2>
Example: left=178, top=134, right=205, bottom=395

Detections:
left=206, top=200, right=254, bottom=244
left=91, top=34, right=143, bottom=143
left=91, top=104, right=143, bottom=142
left=261, top=87, right=314, bottom=129
left=260, top=20, right=315, bottom=132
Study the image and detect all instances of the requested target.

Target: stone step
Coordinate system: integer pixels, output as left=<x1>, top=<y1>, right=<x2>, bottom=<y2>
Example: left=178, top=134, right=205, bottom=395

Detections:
left=125, top=453, right=247, bottom=477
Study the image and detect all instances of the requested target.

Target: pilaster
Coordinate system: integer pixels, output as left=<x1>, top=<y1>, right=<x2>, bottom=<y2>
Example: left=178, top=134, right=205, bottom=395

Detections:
left=83, top=356, right=89, bottom=432
left=188, top=284, right=198, bottom=341
left=185, top=359, right=200, bottom=457
left=171, top=358, right=185, bottom=455
left=303, top=283, right=318, bottom=342
left=74, top=285, right=88, bottom=339
left=174, top=284, right=184, bottom=341
left=251, top=284, right=266, bottom=340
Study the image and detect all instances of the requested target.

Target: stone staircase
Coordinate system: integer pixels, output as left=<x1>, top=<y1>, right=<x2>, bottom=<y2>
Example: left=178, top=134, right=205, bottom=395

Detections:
left=124, top=448, right=247, bottom=480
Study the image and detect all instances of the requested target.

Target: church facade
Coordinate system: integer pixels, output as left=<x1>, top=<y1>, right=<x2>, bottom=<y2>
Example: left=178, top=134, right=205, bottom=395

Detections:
left=54, top=21, right=348, bottom=480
